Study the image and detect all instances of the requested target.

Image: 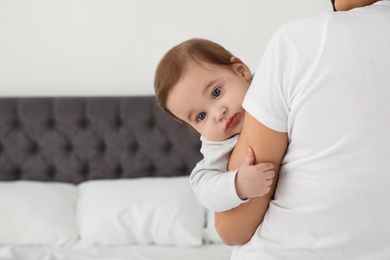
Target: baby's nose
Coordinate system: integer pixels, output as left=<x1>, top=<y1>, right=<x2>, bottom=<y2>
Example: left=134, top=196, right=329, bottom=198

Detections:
left=216, top=107, right=227, bottom=121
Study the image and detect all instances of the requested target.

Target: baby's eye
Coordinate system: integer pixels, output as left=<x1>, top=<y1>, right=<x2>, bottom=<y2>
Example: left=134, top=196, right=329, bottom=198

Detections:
left=212, top=87, right=221, bottom=99
left=196, top=112, right=206, bottom=122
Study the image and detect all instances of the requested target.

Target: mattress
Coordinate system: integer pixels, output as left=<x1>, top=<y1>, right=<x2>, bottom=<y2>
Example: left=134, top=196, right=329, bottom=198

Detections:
left=0, top=244, right=233, bottom=260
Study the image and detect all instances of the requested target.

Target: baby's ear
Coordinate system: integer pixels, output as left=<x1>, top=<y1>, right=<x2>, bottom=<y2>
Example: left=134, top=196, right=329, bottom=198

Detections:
left=231, top=57, right=252, bottom=81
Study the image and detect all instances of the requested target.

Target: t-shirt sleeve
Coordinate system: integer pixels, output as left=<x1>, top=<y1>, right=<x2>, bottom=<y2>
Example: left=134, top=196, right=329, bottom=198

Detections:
left=243, top=14, right=328, bottom=133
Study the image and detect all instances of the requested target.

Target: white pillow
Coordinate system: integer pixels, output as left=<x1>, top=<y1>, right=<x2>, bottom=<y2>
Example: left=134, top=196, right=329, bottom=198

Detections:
left=77, top=177, right=205, bottom=246
left=203, top=209, right=223, bottom=244
left=0, top=181, right=78, bottom=246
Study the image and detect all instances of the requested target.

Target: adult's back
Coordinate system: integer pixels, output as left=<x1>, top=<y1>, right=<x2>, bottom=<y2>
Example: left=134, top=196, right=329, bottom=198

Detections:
left=230, top=1, right=390, bottom=259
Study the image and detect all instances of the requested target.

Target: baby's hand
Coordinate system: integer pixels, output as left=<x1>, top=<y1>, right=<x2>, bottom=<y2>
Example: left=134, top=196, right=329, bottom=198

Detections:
left=235, top=148, right=276, bottom=200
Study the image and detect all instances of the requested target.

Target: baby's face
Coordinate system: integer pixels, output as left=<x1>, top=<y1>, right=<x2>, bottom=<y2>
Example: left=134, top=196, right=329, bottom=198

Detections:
left=167, top=61, right=251, bottom=141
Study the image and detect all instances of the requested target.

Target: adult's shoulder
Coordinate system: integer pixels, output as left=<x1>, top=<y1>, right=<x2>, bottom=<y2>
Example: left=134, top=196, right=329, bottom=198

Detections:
left=271, top=12, right=331, bottom=46
left=246, top=12, right=331, bottom=132
left=259, top=11, right=331, bottom=69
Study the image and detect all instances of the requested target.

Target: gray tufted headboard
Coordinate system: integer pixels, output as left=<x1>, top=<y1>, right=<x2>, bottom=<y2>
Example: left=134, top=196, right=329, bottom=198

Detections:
left=0, top=96, right=201, bottom=183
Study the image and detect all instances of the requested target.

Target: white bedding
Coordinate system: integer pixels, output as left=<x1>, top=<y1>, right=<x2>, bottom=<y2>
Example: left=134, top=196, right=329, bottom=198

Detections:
left=0, top=178, right=232, bottom=260
left=0, top=244, right=233, bottom=260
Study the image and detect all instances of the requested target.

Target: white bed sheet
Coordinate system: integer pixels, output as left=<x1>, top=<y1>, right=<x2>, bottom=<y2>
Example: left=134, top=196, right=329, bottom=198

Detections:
left=0, top=244, right=233, bottom=260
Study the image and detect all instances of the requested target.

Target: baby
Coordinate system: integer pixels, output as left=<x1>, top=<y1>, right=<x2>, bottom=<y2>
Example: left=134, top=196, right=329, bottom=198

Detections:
left=154, top=38, right=275, bottom=212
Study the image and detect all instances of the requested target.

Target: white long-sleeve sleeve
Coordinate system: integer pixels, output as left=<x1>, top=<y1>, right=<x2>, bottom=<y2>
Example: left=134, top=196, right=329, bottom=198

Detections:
left=189, top=135, right=248, bottom=212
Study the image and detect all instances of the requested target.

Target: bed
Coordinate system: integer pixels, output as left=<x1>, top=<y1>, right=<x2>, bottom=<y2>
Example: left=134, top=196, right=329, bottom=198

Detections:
left=0, top=96, right=232, bottom=260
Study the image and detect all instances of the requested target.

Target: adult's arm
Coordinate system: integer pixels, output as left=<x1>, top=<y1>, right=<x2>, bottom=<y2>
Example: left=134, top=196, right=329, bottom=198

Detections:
left=214, top=112, right=288, bottom=246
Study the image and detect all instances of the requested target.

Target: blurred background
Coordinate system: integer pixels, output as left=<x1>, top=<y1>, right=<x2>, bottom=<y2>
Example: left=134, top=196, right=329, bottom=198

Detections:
left=0, top=0, right=332, bottom=96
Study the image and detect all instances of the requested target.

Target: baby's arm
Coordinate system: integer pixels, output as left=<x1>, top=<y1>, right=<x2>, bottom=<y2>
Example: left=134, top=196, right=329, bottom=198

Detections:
left=190, top=136, right=275, bottom=212
left=190, top=165, right=245, bottom=212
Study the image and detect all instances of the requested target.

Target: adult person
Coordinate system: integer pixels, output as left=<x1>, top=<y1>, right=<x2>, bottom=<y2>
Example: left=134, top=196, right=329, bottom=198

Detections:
left=215, top=0, right=390, bottom=259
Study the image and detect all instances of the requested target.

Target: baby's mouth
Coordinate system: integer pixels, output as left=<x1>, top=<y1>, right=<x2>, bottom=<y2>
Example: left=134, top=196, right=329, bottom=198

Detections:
left=226, top=114, right=239, bottom=130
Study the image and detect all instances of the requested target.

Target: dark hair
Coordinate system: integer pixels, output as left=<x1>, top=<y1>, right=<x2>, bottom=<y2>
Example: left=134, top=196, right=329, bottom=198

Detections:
left=331, top=0, right=336, bottom=11
left=154, top=38, right=236, bottom=131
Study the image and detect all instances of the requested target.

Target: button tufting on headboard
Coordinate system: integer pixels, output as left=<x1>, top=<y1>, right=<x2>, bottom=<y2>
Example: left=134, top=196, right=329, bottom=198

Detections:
left=0, top=97, right=202, bottom=183
left=129, top=142, right=139, bottom=153
left=64, top=142, right=73, bottom=153
left=80, top=164, right=89, bottom=177
left=12, top=119, right=21, bottom=129
left=30, top=141, right=39, bottom=152
left=96, top=141, right=106, bottom=154
left=115, top=118, right=123, bottom=128
left=47, top=166, right=56, bottom=179
left=78, top=117, right=90, bottom=129
left=47, top=118, right=56, bottom=129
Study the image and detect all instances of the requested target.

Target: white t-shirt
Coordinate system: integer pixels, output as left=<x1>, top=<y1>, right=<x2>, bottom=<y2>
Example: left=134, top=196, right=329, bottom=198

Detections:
left=234, top=2, right=390, bottom=259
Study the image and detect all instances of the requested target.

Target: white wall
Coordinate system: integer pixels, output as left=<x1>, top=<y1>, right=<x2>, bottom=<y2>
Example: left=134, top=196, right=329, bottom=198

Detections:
left=0, top=0, right=332, bottom=96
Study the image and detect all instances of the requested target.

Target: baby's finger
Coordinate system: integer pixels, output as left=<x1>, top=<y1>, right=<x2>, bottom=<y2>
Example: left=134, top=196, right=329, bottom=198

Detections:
left=264, top=170, right=276, bottom=179
left=256, top=162, right=275, bottom=172
left=243, top=147, right=255, bottom=165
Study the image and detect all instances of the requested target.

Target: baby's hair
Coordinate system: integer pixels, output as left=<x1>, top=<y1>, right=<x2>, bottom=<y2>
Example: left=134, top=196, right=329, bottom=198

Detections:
left=154, top=38, right=237, bottom=132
